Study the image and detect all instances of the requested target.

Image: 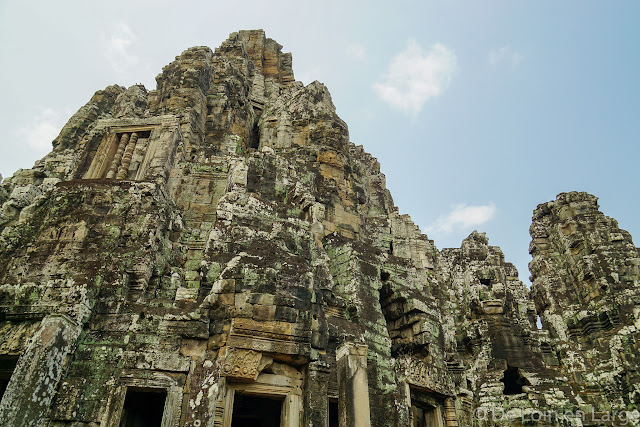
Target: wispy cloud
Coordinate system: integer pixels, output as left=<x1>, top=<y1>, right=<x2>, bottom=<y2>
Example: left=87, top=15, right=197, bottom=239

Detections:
left=374, top=39, right=457, bottom=114
left=489, top=46, right=524, bottom=69
left=346, top=43, right=367, bottom=61
left=103, top=22, right=140, bottom=75
left=14, top=107, right=70, bottom=153
left=426, top=202, right=497, bottom=234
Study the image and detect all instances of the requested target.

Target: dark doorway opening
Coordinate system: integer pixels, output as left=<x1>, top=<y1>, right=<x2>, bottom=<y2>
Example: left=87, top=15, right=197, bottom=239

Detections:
left=411, top=403, right=439, bottom=427
left=248, top=122, right=260, bottom=150
left=328, top=398, right=339, bottom=427
left=502, top=366, right=529, bottom=395
left=231, top=393, right=283, bottom=427
left=0, top=356, right=18, bottom=402
left=410, top=387, right=444, bottom=427
left=119, top=387, right=167, bottom=427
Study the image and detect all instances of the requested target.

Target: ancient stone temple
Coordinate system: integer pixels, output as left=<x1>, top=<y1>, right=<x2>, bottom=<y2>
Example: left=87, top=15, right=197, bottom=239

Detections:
left=0, top=30, right=639, bottom=427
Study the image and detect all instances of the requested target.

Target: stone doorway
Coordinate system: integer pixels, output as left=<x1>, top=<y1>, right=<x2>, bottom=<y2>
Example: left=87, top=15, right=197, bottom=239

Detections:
left=409, top=387, right=445, bottom=427
left=119, top=387, right=167, bottom=427
left=216, top=349, right=304, bottom=427
left=231, top=393, right=283, bottom=427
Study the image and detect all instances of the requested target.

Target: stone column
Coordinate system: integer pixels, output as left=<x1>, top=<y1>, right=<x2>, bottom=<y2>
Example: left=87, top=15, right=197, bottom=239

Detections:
left=281, top=393, right=301, bottom=427
left=0, top=314, right=82, bottom=426
left=304, top=361, right=331, bottom=427
left=336, top=342, right=371, bottom=427
left=116, top=132, right=139, bottom=179
left=106, top=132, right=130, bottom=178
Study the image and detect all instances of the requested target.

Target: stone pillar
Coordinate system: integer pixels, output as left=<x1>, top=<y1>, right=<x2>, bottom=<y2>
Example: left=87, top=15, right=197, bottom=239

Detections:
left=0, top=314, right=82, bottom=426
left=304, top=361, right=331, bottom=427
left=116, top=132, right=139, bottom=179
left=281, top=393, right=301, bottom=427
left=106, top=132, right=130, bottom=178
left=443, top=398, right=459, bottom=427
left=336, top=342, right=371, bottom=427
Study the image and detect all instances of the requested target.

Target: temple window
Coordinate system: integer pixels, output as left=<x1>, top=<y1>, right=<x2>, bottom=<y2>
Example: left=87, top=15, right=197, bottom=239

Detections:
left=84, top=128, right=154, bottom=180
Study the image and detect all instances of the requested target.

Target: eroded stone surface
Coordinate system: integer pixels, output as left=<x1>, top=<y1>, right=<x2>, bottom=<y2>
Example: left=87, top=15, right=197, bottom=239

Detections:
left=0, top=30, right=638, bottom=427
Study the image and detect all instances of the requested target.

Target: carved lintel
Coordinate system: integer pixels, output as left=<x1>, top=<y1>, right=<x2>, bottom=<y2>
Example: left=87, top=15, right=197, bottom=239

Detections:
left=220, top=348, right=273, bottom=380
left=397, top=355, right=454, bottom=397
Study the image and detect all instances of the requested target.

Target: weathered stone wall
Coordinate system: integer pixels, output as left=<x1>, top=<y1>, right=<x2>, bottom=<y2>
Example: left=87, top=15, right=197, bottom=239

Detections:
left=529, top=192, right=640, bottom=421
left=0, top=30, right=638, bottom=427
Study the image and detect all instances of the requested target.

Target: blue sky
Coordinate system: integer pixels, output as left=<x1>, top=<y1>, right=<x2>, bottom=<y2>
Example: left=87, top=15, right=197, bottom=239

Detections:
left=1, top=0, right=638, bottom=283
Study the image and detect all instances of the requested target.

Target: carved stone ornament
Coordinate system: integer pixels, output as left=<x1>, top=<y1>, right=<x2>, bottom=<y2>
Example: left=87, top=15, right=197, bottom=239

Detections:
left=220, top=348, right=273, bottom=380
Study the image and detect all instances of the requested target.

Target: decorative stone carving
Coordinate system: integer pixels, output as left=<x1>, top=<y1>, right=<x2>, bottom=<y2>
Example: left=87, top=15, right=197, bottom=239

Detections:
left=219, top=348, right=273, bottom=381
left=397, top=355, right=455, bottom=397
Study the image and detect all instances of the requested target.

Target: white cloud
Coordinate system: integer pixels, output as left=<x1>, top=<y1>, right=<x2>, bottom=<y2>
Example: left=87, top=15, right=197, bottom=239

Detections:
left=489, top=46, right=524, bottom=69
left=511, top=52, right=525, bottom=68
left=14, top=107, right=70, bottom=153
left=103, top=22, right=140, bottom=75
left=374, top=39, right=457, bottom=114
left=346, top=43, right=367, bottom=61
left=426, top=202, right=497, bottom=234
left=488, top=46, right=508, bottom=66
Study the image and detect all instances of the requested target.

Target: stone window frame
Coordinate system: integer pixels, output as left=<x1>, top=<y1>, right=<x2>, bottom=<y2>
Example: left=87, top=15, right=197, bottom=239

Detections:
left=102, top=371, right=184, bottom=427
left=84, top=125, right=158, bottom=181
left=215, top=350, right=303, bottom=427
left=403, top=381, right=461, bottom=427
left=407, top=384, right=445, bottom=427
left=221, top=380, right=302, bottom=427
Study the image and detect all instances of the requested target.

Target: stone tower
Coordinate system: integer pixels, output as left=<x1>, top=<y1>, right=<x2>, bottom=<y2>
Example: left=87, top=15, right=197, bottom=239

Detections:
left=0, top=30, right=638, bottom=427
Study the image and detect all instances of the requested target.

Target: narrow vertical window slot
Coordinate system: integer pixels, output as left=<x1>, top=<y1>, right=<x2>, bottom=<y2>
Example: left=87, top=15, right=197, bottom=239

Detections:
left=328, top=398, right=339, bottom=427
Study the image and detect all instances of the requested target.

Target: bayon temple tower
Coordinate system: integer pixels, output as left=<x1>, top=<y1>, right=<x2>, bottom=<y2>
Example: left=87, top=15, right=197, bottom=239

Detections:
left=0, top=30, right=639, bottom=427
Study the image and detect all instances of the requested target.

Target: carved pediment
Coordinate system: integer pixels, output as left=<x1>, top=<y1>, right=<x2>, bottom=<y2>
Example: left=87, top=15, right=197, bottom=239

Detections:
left=220, top=348, right=273, bottom=381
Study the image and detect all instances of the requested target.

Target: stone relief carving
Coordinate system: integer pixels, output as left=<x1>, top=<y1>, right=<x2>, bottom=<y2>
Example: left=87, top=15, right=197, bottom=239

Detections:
left=219, top=348, right=273, bottom=380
